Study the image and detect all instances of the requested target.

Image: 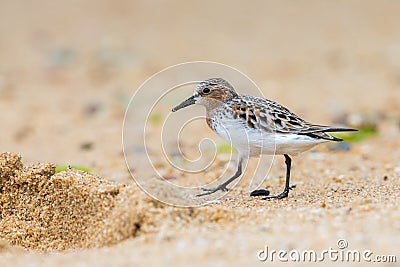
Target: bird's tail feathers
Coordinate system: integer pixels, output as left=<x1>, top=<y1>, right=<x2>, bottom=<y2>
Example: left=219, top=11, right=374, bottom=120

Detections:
left=299, top=126, right=357, bottom=142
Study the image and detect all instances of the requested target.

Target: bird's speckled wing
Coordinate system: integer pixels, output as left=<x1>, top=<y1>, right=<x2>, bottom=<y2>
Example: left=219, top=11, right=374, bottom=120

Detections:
left=225, top=95, right=348, bottom=141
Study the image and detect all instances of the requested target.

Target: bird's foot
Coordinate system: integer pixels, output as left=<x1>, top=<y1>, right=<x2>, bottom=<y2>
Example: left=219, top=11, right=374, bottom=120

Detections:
left=196, top=184, right=229, bottom=197
left=251, top=184, right=296, bottom=200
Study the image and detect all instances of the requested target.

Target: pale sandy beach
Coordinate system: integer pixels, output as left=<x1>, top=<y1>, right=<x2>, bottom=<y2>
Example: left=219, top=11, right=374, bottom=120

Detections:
left=0, top=1, right=399, bottom=266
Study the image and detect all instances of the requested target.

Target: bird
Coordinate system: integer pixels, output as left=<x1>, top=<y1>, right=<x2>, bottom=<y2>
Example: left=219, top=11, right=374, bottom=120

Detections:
left=171, top=78, right=356, bottom=199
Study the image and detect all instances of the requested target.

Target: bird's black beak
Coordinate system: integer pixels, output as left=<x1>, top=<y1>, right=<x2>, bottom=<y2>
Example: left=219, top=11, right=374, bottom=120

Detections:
left=172, top=95, right=196, bottom=112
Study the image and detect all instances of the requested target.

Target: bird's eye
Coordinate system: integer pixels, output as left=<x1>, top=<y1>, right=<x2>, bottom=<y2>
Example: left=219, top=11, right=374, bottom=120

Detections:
left=202, top=87, right=212, bottom=95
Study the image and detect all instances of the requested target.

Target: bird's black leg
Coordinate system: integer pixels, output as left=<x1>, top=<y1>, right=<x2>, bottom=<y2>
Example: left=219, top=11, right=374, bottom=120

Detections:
left=250, top=154, right=294, bottom=199
left=262, top=154, right=292, bottom=200
left=196, top=159, right=243, bottom=197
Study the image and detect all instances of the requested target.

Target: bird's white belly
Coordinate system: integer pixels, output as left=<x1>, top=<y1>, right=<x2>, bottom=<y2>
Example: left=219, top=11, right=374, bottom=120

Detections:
left=214, top=119, right=326, bottom=157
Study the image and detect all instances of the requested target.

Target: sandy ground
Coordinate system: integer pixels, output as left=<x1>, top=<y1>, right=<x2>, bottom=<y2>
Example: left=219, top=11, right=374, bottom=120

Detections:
left=1, top=1, right=400, bottom=266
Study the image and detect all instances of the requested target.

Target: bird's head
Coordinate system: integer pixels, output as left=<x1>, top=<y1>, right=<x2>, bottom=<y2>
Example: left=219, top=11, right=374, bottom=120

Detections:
left=172, top=78, right=237, bottom=112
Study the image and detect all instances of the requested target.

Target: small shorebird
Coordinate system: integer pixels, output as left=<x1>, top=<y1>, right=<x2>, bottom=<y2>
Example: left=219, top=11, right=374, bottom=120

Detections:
left=172, top=78, right=356, bottom=199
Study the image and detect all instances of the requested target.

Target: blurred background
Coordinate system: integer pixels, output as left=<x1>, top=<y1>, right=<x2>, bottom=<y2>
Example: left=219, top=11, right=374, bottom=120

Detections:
left=0, top=0, right=399, bottom=180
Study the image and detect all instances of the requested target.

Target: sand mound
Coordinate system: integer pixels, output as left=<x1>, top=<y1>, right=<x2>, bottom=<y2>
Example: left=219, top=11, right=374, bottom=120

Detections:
left=0, top=152, right=154, bottom=251
left=0, top=152, right=249, bottom=252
